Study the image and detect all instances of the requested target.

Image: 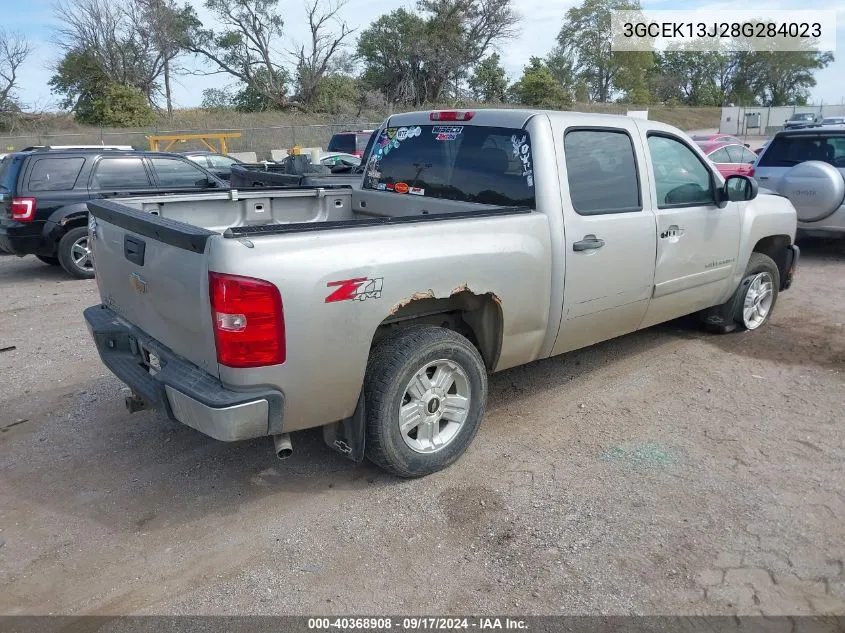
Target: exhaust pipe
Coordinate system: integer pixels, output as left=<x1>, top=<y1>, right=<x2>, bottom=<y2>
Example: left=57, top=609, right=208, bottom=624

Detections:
left=273, top=433, right=293, bottom=460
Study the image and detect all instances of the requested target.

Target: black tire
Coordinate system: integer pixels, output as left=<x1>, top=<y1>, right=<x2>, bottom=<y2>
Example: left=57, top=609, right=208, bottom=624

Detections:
left=36, top=255, right=60, bottom=266
left=364, top=325, right=488, bottom=478
left=57, top=226, right=95, bottom=280
left=732, top=252, right=780, bottom=331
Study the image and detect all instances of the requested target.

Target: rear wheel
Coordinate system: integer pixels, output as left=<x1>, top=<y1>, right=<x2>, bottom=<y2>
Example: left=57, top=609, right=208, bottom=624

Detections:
left=364, top=325, right=488, bottom=478
left=36, top=255, right=60, bottom=266
left=57, top=226, right=95, bottom=279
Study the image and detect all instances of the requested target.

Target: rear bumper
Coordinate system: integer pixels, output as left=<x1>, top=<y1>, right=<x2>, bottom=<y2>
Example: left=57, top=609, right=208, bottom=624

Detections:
left=0, top=223, right=47, bottom=256
left=84, top=304, right=284, bottom=441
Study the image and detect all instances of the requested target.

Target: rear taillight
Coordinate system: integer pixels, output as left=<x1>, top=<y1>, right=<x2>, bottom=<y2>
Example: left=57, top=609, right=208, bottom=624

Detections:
left=209, top=271, right=285, bottom=368
left=748, top=168, right=755, bottom=177
left=11, top=197, right=36, bottom=221
left=430, top=111, right=475, bottom=121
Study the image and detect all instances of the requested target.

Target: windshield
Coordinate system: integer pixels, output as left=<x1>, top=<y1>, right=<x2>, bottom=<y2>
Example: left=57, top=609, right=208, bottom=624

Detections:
left=790, top=113, right=816, bottom=121
left=362, top=124, right=535, bottom=207
left=758, top=134, right=845, bottom=167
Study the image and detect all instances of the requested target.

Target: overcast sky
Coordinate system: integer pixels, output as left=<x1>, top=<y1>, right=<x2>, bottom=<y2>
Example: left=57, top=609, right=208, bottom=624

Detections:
left=8, top=0, right=845, bottom=111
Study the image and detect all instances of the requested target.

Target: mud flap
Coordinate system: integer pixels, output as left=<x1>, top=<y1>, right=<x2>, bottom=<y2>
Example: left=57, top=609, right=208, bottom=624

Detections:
left=700, top=276, right=754, bottom=332
left=323, top=392, right=366, bottom=462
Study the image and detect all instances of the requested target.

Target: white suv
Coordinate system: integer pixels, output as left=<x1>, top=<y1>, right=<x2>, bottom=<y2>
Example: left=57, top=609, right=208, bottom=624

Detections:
left=754, top=126, right=845, bottom=238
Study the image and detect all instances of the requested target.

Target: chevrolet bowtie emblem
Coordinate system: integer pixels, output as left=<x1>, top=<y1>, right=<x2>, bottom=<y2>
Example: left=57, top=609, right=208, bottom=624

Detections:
left=130, top=272, right=147, bottom=294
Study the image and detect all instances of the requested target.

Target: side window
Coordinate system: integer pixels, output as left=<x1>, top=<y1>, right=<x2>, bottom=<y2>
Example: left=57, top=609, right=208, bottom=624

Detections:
left=151, top=157, right=213, bottom=188
left=740, top=148, right=758, bottom=164
left=708, top=148, right=731, bottom=163
left=563, top=129, right=641, bottom=215
left=647, top=135, right=714, bottom=208
left=28, top=158, right=85, bottom=191
left=91, top=157, right=151, bottom=190
left=207, top=154, right=236, bottom=169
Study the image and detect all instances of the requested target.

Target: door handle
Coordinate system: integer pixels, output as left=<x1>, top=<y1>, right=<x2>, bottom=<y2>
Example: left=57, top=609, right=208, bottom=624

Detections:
left=573, top=235, right=605, bottom=251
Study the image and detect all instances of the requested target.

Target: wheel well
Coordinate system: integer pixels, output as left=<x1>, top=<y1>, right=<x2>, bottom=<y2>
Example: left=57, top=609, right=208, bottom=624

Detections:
left=373, top=291, right=503, bottom=370
left=752, top=235, right=791, bottom=282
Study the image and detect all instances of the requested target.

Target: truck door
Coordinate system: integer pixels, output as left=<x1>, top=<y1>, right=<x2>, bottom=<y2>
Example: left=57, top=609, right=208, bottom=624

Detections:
left=637, top=131, right=741, bottom=329
left=551, top=124, right=658, bottom=355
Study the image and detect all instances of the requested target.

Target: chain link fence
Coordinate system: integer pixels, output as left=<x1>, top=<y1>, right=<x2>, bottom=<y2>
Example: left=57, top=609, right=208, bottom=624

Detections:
left=0, top=123, right=382, bottom=159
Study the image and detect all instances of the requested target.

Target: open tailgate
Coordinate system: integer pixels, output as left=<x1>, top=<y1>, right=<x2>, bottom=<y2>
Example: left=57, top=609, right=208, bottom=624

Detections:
left=87, top=199, right=221, bottom=376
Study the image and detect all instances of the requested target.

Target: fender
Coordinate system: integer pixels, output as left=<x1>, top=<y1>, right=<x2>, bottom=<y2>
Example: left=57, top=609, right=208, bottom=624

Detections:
left=41, top=203, right=91, bottom=244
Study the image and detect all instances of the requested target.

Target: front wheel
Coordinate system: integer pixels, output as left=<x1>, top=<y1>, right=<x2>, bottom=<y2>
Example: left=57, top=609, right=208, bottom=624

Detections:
left=57, top=226, right=95, bottom=280
left=734, top=253, right=780, bottom=331
left=364, top=325, right=488, bottom=478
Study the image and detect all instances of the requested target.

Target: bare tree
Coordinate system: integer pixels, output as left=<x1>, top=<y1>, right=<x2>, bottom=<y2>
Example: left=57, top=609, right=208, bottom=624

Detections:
left=136, top=0, right=197, bottom=116
left=0, top=30, right=31, bottom=111
left=188, top=0, right=289, bottom=109
left=291, top=0, right=355, bottom=107
left=53, top=0, right=165, bottom=102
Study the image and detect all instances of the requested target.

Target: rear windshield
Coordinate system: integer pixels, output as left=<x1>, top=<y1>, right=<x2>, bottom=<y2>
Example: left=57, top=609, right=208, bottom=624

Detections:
left=0, top=155, right=21, bottom=191
left=328, top=133, right=366, bottom=153
left=758, top=134, right=845, bottom=167
left=362, top=125, right=535, bottom=207
left=790, top=113, right=816, bottom=121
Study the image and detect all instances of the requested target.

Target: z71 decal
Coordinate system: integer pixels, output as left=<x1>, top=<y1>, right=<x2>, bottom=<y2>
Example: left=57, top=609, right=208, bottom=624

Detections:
left=325, top=277, right=384, bottom=303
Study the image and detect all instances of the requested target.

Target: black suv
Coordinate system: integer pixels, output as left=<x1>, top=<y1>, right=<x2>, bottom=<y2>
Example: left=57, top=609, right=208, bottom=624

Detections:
left=0, top=147, right=226, bottom=279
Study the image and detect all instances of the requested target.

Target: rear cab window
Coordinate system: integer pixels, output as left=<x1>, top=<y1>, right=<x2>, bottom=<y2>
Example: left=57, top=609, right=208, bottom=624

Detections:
left=758, top=133, right=845, bottom=168
left=26, top=157, right=86, bottom=191
left=362, top=125, right=536, bottom=207
left=563, top=129, right=640, bottom=215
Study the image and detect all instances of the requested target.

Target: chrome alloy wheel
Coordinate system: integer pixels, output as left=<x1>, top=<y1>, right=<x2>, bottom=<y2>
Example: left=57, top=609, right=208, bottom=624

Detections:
left=742, top=272, right=774, bottom=330
left=399, top=359, right=471, bottom=454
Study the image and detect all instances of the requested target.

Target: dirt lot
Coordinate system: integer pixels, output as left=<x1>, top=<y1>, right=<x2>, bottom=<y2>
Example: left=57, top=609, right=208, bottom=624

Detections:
left=0, top=241, right=843, bottom=617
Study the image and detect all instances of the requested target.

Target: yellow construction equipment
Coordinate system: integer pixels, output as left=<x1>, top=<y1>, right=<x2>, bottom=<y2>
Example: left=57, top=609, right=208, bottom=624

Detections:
left=146, top=132, right=242, bottom=154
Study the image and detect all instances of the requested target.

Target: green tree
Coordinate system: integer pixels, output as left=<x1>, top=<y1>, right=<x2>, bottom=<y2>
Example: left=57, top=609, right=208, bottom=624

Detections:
left=87, top=83, right=156, bottom=126
left=747, top=50, right=834, bottom=106
left=49, top=48, right=111, bottom=120
left=548, top=0, right=651, bottom=102
left=469, top=53, right=509, bottom=102
left=189, top=0, right=289, bottom=108
left=509, top=57, right=570, bottom=107
left=310, top=74, right=360, bottom=114
left=357, top=0, right=519, bottom=106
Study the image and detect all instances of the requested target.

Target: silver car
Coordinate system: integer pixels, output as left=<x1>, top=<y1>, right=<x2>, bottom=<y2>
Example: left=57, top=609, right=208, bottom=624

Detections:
left=754, top=128, right=845, bottom=238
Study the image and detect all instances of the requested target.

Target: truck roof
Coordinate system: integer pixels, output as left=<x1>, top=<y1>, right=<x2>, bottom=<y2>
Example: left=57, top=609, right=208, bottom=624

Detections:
left=385, top=108, right=680, bottom=134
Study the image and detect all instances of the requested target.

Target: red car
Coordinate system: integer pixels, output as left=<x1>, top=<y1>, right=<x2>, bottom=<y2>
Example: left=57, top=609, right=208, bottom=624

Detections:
left=691, top=133, right=748, bottom=146
left=696, top=140, right=759, bottom=178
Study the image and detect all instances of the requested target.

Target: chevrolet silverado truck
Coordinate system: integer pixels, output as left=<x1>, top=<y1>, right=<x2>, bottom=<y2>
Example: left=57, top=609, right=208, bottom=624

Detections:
left=83, top=109, right=800, bottom=478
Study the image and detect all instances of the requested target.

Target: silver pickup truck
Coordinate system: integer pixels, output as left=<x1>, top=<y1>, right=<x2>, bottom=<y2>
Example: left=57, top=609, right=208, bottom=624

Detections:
left=83, top=109, right=800, bottom=478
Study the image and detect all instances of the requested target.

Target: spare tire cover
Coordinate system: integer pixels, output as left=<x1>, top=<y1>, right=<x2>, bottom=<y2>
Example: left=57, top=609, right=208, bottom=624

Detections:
left=776, top=160, right=845, bottom=222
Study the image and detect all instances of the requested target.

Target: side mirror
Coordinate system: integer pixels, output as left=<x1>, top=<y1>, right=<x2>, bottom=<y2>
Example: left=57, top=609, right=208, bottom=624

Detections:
left=722, top=174, right=758, bottom=204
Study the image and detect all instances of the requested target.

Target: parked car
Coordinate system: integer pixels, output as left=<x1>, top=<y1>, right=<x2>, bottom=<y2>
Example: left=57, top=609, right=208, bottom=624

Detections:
left=754, top=126, right=845, bottom=239
left=696, top=140, right=759, bottom=178
left=0, top=148, right=227, bottom=279
left=182, top=151, right=244, bottom=180
left=320, top=152, right=362, bottom=172
left=691, top=134, right=749, bottom=147
left=783, top=112, right=822, bottom=129
left=820, top=117, right=845, bottom=127
left=326, top=130, right=376, bottom=158
left=83, top=109, right=799, bottom=477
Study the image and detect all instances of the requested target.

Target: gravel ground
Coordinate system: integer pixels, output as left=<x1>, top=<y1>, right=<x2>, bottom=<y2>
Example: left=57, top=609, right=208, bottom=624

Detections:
left=0, top=241, right=843, bottom=616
